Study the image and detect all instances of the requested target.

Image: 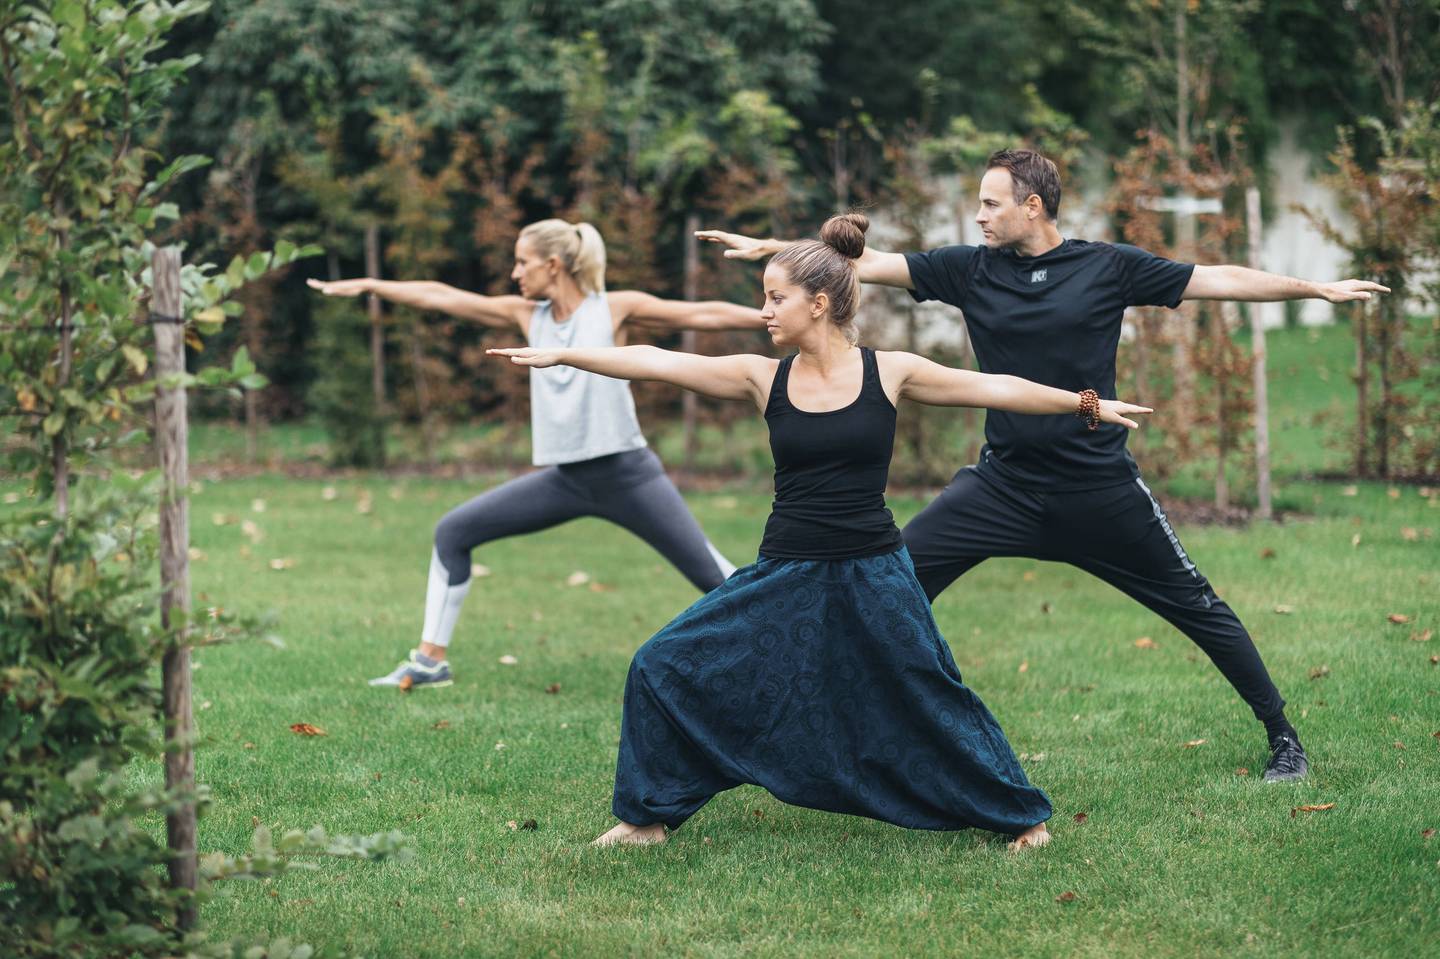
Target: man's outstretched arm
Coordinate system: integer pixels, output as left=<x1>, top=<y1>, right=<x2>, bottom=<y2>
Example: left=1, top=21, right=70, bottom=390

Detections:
left=694, top=229, right=915, bottom=289
left=1185, top=265, right=1390, bottom=303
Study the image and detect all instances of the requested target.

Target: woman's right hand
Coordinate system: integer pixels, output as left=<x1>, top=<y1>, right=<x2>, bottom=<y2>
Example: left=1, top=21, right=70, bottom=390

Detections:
left=487, top=347, right=563, bottom=369
left=307, top=277, right=374, bottom=297
left=693, top=230, right=776, bottom=261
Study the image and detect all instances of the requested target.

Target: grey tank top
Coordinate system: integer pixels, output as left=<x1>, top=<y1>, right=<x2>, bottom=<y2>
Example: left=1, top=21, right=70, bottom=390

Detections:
left=527, top=292, right=648, bottom=466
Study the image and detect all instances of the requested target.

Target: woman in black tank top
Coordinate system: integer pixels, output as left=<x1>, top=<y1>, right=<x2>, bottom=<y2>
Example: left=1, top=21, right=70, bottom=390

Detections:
left=491, top=214, right=1152, bottom=851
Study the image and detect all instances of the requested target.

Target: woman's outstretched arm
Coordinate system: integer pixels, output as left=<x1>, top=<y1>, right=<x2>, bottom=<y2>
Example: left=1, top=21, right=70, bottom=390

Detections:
left=884, top=352, right=1152, bottom=429
left=308, top=278, right=531, bottom=333
left=609, top=290, right=767, bottom=333
left=489, top=345, right=774, bottom=409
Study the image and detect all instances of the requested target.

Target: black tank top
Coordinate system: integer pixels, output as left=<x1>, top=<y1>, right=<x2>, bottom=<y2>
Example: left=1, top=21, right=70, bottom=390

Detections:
left=758, top=347, right=905, bottom=560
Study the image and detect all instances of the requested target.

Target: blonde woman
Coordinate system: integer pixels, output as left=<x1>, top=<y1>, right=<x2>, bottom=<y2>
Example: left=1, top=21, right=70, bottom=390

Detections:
left=311, top=219, right=765, bottom=687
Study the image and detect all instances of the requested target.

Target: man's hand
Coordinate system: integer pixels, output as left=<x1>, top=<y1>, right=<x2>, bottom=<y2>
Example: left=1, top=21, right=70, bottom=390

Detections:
left=694, top=230, right=782, bottom=261
left=1316, top=279, right=1391, bottom=303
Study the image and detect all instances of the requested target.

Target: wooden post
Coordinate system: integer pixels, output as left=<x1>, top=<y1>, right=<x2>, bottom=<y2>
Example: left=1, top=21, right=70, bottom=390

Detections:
left=365, top=223, right=387, bottom=413
left=681, top=213, right=700, bottom=472
left=1245, top=187, right=1272, bottom=521
left=152, top=246, right=197, bottom=929
left=1171, top=3, right=1198, bottom=447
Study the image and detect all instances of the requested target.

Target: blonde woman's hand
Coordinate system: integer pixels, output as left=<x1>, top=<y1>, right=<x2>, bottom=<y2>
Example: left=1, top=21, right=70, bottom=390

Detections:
left=307, top=277, right=374, bottom=297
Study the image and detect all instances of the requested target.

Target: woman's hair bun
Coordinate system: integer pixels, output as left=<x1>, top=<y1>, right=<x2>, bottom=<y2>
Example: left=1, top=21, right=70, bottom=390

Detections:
left=818, top=212, right=869, bottom=260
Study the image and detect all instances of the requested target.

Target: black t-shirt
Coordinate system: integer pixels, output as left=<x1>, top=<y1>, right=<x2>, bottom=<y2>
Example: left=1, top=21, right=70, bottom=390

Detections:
left=906, top=239, right=1194, bottom=490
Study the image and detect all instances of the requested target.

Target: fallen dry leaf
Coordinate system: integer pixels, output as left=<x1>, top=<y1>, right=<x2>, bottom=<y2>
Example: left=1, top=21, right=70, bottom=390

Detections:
left=1388, top=487, right=1401, bottom=499
left=188, top=547, right=206, bottom=562
left=1388, top=613, right=1413, bottom=625
left=1260, top=548, right=1277, bottom=559
left=1411, top=629, right=1433, bottom=643
left=1351, top=533, right=1362, bottom=548
left=1134, top=637, right=1158, bottom=649
left=1055, top=891, right=1078, bottom=903
left=1018, top=660, right=1029, bottom=674
left=1431, top=656, right=1439, bottom=666
left=1182, top=739, right=1208, bottom=748
left=1424, top=828, right=1436, bottom=840
left=1341, top=485, right=1358, bottom=497
left=242, top=742, right=255, bottom=750
left=251, top=498, right=267, bottom=513
left=506, top=820, right=518, bottom=831
left=288, top=723, right=326, bottom=736
left=1073, top=812, right=1088, bottom=824
left=268, top=557, right=296, bottom=571
left=211, top=513, right=238, bottom=526
left=544, top=683, right=561, bottom=695
left=494, top=742, right=506, bottom=751
left=1235, top=767, right=1250, bottom=776
left=433, top=720, right=451, bottom=730
left=1022, top=571, right=1036, bottom=582
left=498, top=654, right=518, bottom=666
left=1309, top=665, right=1331, bottom=680
left=1401, top=527, right=1420, bottom=541
left=1290, top=803, right=1336, bottom=818
left=321, top=486, right=338, bottom=501
left=588, top=581, right=613, bottom=593
left=241, top=519, right=263, bottom=543
left=1274, top=604, right=1295, bottom=615
left=566, top=570, right=591, bottom=587
left=1394, top=741, right=1406, bottom=750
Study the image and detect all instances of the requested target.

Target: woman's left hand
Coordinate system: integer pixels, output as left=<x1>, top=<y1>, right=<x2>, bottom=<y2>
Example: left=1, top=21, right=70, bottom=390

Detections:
left=486, top=347, right=562, bottom=368
left=1099, top=400, right=1154, bottom=430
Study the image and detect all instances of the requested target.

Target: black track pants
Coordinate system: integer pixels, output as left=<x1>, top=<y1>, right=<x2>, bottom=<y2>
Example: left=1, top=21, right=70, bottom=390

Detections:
left=901, top=466, right=1286, bottom=722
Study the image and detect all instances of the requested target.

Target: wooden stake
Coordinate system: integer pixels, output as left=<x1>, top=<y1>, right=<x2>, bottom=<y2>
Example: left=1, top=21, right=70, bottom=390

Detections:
left=1245, top=186, right=1272, bottom=521
left=152, top=246, right=197, bottom=929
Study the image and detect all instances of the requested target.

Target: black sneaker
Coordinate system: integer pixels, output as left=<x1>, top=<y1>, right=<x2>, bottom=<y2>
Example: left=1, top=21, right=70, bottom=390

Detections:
left=1263, top=735, right=1309, bottom=782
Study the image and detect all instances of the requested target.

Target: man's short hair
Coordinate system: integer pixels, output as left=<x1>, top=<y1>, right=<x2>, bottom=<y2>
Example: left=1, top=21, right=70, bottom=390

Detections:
left=986, top=149, right=1062, bottom=221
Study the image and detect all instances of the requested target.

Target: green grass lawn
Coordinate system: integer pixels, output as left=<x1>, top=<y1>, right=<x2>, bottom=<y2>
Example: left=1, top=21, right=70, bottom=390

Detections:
left=88, top=321, right=1431, bottom=955
left=172, top=472, right=1438, bottom=958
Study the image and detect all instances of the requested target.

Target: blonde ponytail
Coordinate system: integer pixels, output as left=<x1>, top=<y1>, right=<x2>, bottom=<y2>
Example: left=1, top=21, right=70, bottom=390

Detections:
left=519, top=219, right=608, bottom=294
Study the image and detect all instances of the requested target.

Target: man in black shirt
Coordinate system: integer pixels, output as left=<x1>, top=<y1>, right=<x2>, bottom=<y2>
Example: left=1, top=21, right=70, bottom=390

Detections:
left=698, top=150, right=1390, bottom=783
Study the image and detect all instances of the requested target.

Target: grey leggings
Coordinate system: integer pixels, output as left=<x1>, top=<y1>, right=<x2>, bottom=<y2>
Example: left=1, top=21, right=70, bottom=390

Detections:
left=433, top=448, right=731, bottom=591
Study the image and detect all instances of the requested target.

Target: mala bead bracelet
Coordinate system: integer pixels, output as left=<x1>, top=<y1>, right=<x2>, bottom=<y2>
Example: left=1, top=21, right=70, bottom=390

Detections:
left=1075, top=388, right=1101, bottom=431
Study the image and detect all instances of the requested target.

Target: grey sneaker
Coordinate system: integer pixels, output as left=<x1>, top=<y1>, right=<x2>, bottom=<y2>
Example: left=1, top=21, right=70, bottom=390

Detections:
left=369, top=649, right=453, bottom=688
left=1262, top=735, right=1309, bottom=782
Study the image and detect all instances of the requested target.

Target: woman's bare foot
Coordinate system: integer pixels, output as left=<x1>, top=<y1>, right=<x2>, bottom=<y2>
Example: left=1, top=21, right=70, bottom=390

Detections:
left=1006, top=822, right=1051, bottom=853
left=591, top=821, right=667, bottom=847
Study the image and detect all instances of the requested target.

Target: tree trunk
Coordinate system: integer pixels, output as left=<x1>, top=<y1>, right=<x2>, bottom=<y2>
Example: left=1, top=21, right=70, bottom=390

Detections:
left=365, top=223, right=387, bottom=414
left=152, top=247, right=197, bottom=930
left=1245, top=187, right=1272, bottom=520
left=1170, top=3, right=1197, bottom=448
left=1378, top=295, right=1392, bottom=479
left=410, top=322, right=436, bottom=465
left=53, top=273, right=72, bottom=519
left=681, top=213, right=700, bottom=472
left=1355, top=303, right=1369, bottom=477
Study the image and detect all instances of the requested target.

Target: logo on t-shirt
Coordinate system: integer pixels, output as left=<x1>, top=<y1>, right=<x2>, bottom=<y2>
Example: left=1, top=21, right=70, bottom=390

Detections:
left=1030, top=269, right=1048, bottom=283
